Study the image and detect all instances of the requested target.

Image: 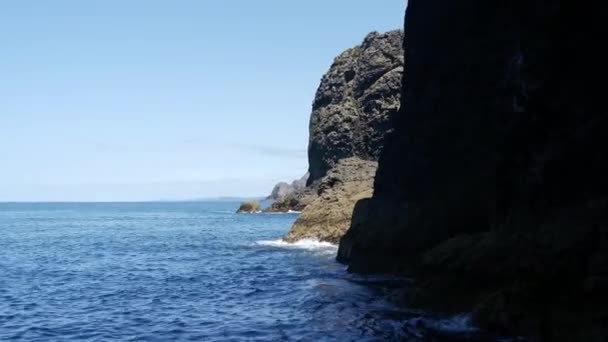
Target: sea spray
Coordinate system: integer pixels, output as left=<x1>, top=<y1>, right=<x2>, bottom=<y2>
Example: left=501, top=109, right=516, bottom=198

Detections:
left=255, top=238, right=338, bottom=257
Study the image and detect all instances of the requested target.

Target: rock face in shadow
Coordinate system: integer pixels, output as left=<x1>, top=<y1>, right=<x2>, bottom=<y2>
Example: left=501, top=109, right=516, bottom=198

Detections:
left=338, top=0, right=607, bottom=340
left=266, top=30, right=404, bottom=214
left=283, top=158, right=377, bottom=244
left=307, top=30, right=404, bottom=184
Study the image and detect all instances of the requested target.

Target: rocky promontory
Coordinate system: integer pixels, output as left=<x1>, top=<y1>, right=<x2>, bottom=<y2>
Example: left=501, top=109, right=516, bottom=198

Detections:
left=265, top=185, right=317, bottom=213
left=266, top=30, right=404, bottom=215
left=283, top=158, right=377, bottom=243
left=338, top=0, right=607, bottom=340
left=266, top=173, right=308, bottom=202
left=307, top=30, right=404, bottom=184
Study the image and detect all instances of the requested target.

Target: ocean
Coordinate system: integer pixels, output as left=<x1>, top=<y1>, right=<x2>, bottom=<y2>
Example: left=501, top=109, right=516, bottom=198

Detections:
left=0, top=201, right=480, bottom=341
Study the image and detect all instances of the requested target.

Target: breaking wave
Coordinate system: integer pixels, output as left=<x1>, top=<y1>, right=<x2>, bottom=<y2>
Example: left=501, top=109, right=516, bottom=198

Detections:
left=256, top=238, right=337, bottom=250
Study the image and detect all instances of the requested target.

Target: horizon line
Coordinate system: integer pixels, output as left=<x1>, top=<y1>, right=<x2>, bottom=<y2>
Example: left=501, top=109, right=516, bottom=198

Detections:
left=0, top=197, right=267, bottom=204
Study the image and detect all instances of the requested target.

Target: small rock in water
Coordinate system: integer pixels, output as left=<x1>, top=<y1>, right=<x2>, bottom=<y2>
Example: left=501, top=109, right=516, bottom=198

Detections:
left=236, top=201, right=261, bottom=213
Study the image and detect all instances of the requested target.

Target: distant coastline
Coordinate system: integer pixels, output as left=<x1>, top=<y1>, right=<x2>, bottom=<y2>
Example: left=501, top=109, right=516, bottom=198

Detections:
left=0, top=197, right=266, bottom=204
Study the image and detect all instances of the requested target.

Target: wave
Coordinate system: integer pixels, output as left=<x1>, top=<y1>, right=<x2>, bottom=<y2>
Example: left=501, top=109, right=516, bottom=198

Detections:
left=255, top=238, right=337, bottom=251
left=259, top=210, right=301, bottom=215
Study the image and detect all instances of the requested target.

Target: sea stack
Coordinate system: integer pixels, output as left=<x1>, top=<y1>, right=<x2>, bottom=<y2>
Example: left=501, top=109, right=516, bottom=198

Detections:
left=267, top=30, right=404, bottom=227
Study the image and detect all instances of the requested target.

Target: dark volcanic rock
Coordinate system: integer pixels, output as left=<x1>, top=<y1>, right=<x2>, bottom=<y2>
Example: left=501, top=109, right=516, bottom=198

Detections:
left=307, top=30, right=404, bottom=184
left=339, top=0, right=607, bottom=340
left=267, top=31, right=403, bottom=213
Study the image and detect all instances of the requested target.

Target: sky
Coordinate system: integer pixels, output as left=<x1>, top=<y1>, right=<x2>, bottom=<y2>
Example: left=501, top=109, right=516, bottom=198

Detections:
left=0, top=0, right=406, bottom=202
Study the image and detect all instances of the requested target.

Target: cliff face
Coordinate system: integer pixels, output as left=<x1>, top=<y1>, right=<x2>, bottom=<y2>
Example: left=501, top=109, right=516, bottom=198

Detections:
left=283, top=158, right=377, bottom=243
left=307, top=30, right=404, bottom=184
left=339, top=0, right=606, bottom=340
left=267, top=31, right=403, bottom=214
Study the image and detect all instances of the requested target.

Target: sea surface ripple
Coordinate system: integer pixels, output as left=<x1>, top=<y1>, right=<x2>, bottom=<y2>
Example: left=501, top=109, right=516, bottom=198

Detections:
left=0, top=202, right=484, bottom=341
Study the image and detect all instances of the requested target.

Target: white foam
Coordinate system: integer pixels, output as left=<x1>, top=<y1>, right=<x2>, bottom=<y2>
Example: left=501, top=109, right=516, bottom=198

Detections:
left=259, top=210, right=301, bottom=215
left=256, top=238, right=338, bottom=251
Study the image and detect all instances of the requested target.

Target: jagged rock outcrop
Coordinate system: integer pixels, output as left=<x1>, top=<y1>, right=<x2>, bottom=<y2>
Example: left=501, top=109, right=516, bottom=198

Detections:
left=266, top=31, right=403, bottom=214
left=339, top=1, right=606, bottom=340
left=266, top=173, right=309, bottom=202
left=265, top=185, right=317, bottom=213
left=283, top=158, right=377, bottom=243
left=291, top=173, right=308, bottom=192
left=267, top=182, right=293, bottom=201
left=307, top=30, right=404, bottom=184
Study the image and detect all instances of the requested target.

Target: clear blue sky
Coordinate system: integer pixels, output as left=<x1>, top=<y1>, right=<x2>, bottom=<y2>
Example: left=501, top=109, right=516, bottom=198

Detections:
left=0, top=0, right=406, bottom=202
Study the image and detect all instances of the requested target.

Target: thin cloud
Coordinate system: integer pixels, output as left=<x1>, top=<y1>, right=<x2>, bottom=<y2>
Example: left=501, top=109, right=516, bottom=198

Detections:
left=181, top=138, right=307, bottom=159
left=233, top=143, right=307, bottom=159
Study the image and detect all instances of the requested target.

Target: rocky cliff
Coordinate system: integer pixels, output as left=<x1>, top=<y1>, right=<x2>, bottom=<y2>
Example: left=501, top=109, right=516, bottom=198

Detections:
left=266, top=173, right=308, bottom=202
left=307, top=30, right=404, bottom=184
left=265, top=185, right=317, bottom=213
left=267, top=30, right=403, bottom=214
left=284, top=158, right=377, bottom=243
left=338, top=0, right=606, bottom=340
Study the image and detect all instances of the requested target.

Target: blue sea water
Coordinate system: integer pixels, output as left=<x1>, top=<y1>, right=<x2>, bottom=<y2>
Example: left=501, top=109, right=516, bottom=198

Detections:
left=0, top=202, right=481, bottom=341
